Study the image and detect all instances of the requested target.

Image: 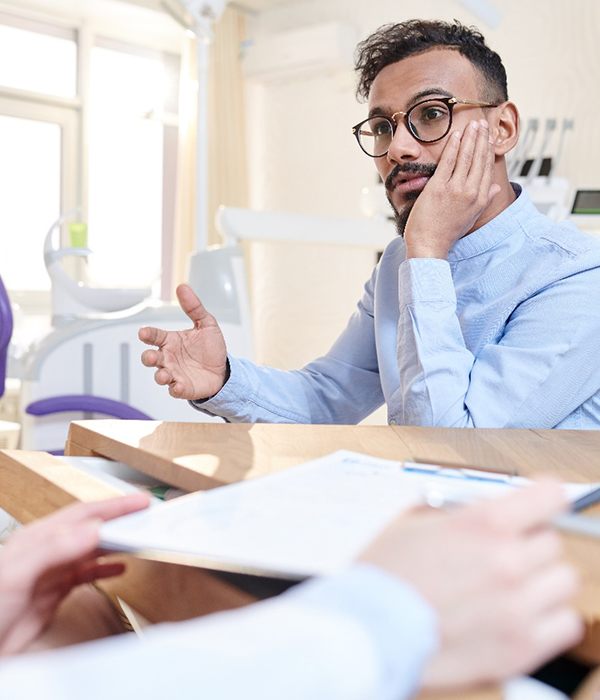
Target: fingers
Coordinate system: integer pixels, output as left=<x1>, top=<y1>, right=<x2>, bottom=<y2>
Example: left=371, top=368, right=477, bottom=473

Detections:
left=467, top=121, right=502, bottom=210
left=51, top=493, right=151, bottom=527
left=465, top=120, right=492, bottom=186
left=519, top=563, right=580, bottom=619
left=75, top=559, right=127, bottom=584
left=439, top=119, right=496, bottom=191
left=528, top=606, right=584, bottom=668
left=168, top=381, right=186, bottom=398
left=6, top=495, right=150, bottom=587
left=471, top=481, right=567, bottom=536
left=138, top=326, right=169, bottom=348
left=154, top=367, right=173, bottom=386
left=138, top=348, right=160, bottom=367
left=512, top=529, right=563, bottom=576
left=434, top=120, right=482, bottom=185
left=153, top=369, right=188, bottom=397
left=176, top=284, right=213, bottom=327
left=141, top=348, right=162, bottom=368
left=11, top=519, right=101, bottom=583
left=452, top=120, right=480, bottom=180
left=139, top=287, right=215, bottom=350
left=154, top=370, right=191, bottom=397
left=432, top=129, right=461, bottom=181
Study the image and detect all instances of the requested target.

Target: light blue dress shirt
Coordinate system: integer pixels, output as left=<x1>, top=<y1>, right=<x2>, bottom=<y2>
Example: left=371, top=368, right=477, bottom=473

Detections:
left=196, top=186, right=600, bottom=428
left=0, top=565, right=437, bottom=700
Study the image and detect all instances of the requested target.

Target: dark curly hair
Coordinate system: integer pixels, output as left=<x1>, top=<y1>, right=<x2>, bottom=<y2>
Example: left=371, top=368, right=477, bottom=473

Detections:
left=355, top=19, right=508, bottom=103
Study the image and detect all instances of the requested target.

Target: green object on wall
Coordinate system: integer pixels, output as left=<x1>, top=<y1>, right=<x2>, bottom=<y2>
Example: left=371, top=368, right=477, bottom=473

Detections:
left=69, top=222, right=88, bottom=248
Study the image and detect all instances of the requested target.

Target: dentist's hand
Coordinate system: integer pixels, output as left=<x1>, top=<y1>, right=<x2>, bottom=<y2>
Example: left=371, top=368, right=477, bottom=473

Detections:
left=139, top=284, right=229, bottom=401
left=361, top=482, right=583, bottom=690
left=0, top=494, right=150, bottom=656
left=404, top=119, right=501, bottom=260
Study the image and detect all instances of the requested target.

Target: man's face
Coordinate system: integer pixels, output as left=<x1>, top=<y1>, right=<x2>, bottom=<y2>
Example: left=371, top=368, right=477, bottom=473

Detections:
left=368, top=48, right=492, bottom=234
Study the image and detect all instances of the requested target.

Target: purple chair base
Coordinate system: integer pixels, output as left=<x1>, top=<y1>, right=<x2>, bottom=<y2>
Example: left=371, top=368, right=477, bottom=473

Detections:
left=26, top=394, right=152, bottom=420
left=0, top=276, right=14, bottom=399
left=26, top=394, right=152, bottom=454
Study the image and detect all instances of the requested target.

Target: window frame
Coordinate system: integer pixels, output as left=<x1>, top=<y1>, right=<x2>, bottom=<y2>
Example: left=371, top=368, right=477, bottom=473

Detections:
left=0, top=93, right=79, bottom=314
left=0, top=3, right=181, bottom=308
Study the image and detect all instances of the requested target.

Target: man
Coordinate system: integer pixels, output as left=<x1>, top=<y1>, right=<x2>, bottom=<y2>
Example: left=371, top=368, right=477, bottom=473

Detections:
left=0, top=484, right=582, bottom=698
left=139, top=19, right=600, bottom=429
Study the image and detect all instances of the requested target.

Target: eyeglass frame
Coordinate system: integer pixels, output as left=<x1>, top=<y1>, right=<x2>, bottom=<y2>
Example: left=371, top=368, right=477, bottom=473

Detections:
left=351, top=96, right=500, bottom=157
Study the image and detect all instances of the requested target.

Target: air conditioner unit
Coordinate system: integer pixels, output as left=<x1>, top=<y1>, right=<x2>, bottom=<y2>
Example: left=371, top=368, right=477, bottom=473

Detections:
left=243, top=22, right=357, bottom=83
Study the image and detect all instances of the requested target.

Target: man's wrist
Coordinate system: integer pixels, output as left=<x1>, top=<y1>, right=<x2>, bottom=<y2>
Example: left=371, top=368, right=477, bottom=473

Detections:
left=404, top=242, right=450, bottom=260
left=194, top=358, right=231, bottom=404
left=221, top=357, right=231, bottom=390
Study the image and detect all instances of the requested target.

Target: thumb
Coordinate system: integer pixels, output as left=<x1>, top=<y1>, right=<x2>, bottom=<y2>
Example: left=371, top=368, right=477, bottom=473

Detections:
left=176, top=284, right=214, bottom=328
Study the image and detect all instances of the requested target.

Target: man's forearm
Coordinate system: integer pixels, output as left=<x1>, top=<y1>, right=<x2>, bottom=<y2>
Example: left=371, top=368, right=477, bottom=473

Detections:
left=393, top=258, right=476, bottom=427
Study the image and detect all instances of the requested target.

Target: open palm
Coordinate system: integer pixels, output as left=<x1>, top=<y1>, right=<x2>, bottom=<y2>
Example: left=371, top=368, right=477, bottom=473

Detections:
left=139, top=284, right=229, bottom=401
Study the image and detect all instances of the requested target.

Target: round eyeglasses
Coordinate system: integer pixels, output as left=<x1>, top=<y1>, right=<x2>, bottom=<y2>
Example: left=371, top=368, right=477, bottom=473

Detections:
left=352, top=96, right=499, bottom=157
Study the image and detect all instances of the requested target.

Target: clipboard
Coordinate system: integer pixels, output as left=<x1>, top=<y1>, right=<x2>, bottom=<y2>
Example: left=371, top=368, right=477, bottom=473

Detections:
left=100, top=450, right=600, bottom=580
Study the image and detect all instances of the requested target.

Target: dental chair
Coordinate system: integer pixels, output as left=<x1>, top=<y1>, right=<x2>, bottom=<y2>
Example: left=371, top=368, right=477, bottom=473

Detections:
left=0, top=275, right=12, bottom=400
left=0, top=276, right=20, bottom=502
left=17, top=300, right=229, bottom=452
left=18, top=304, right=202, bottom=454
left=1, top=273, right=157, bottom=454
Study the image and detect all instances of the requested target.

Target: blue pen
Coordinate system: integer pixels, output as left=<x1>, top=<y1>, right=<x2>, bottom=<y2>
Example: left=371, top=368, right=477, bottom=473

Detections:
left=571, top=486, right=600, bottom=513
left=403, top=462, right=513, bottom=486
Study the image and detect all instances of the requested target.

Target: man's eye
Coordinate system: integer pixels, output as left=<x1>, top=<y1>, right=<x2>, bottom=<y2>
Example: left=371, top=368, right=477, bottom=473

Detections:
left=419, top=106, right=447, bottom=122
left=371, top=120, right=392, bottom=137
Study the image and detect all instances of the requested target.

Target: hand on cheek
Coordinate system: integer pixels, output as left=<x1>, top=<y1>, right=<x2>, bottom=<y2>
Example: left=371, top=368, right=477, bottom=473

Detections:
left=404, top=119, right=501, bottom=260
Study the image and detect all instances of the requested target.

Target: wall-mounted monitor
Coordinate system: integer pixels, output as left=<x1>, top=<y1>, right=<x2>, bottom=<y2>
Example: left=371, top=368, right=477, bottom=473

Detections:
left=571, top=190, right=600, bottom=215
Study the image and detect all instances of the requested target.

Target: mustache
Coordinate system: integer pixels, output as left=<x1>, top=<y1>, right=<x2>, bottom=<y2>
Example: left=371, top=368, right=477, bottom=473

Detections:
left=384, top=162, right=437, bottom=191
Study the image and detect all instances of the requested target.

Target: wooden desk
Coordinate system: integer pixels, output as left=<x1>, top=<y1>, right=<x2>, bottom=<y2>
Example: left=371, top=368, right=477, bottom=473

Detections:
left=63, top=419, right=600, bottom=486
left=55, top=422, right=600, bottom=636
left=4, top=420, right=600, bottom=700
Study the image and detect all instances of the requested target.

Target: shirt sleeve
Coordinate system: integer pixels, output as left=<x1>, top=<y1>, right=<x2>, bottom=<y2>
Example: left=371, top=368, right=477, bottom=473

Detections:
left=192, top=270, right=385, bottom=424
left=394, top=257, right=600, bottom=428
left=0, top=565, right=437, bottom=700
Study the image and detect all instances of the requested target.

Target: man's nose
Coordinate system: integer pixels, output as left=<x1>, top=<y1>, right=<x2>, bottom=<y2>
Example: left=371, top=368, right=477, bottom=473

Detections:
left=386, top=120, right=421, bottom=164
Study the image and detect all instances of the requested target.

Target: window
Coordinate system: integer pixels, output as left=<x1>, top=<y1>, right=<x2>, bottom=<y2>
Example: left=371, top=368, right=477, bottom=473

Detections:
left=0, top=7, right=181, bottom=304
left=87, top=43, right=175, bottom=289
left=0, top=13, right=77, bottom=98
left=0, top=114, right=61, bottom=291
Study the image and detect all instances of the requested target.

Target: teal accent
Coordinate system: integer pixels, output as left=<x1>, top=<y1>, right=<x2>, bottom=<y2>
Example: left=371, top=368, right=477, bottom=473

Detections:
left=149, top=485, right=169, bottom=501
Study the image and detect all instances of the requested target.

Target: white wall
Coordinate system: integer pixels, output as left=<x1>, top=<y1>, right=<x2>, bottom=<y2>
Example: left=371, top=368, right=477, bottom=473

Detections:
left=247, top=0, right=600, bottom=210
left=241, top=0, right=600, bottom=395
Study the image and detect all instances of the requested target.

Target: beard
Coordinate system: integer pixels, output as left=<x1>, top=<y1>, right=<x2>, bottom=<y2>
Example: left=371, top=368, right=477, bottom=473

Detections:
left=389, top=192, right=419, bottom=237
left=384, top=162, right=436, bottom=236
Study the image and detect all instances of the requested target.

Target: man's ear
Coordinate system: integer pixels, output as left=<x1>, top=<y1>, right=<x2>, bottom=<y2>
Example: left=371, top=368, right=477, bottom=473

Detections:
left=491, top=102, right=519, bottom=156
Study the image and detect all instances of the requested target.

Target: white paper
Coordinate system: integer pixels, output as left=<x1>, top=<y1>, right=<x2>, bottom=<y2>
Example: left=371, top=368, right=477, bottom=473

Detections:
left=99, top=450, right=600, bottom=580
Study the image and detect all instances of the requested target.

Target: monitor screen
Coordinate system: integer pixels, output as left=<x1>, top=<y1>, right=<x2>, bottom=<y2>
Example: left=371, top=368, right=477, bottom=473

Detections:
left=571, top=190, right=600, bottom=215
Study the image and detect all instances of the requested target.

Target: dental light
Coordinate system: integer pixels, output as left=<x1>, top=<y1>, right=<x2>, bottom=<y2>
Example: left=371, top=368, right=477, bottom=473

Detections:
left=176, top=0, right=226, bottom=25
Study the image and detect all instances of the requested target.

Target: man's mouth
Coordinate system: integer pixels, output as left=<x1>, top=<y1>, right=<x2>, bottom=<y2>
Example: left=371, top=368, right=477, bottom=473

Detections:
left=385, top=164, right=436, bottom=196
left=389, top=173, right=431, bottom=194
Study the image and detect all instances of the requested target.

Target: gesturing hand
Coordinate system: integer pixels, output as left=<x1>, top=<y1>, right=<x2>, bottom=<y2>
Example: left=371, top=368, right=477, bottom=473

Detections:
left=139, top=284, right=229, bottom=401
left=404, top=118, right=501, bottom=260
left=0, top=493, right=149, bottom=656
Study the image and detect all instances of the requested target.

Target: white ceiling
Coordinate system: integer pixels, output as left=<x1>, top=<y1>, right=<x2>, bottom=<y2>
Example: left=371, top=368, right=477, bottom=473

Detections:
left=11, top=0, right=299, bottom=22
left=122, top=0, right=297, bottom=15
left=233, top=0, right=293, bottom=10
